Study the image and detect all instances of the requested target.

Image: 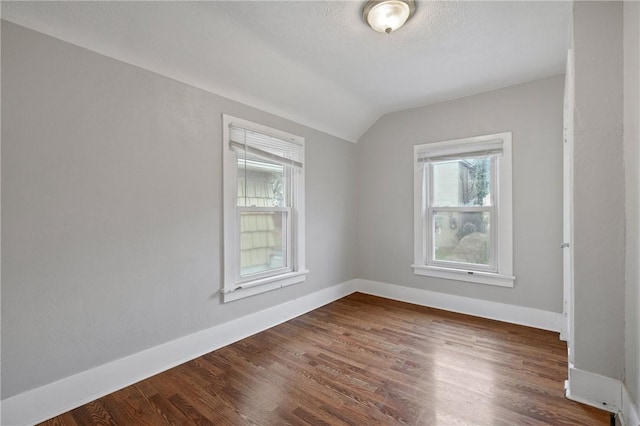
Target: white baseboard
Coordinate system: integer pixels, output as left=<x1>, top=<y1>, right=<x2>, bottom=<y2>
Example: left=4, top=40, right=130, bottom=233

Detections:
left=566, top=366, right=621, bottom=414
left=0, top=278, right=586, bottom=425
left=559, top=315, right=569, bottom=342
left=354, top=279, right=564, bottom=332
left=622, top=383, right=640, bottom=426
left=1, top=280, right=357, bottom=426
left=566, top=365, right=640, bottom=426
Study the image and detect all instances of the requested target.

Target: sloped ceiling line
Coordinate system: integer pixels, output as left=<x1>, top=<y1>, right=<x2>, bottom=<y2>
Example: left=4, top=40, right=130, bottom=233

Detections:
left=1, top=1, right=571, bottom=143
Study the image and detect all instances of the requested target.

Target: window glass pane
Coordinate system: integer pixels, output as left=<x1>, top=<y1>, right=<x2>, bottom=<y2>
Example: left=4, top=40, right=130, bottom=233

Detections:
left=237, top=154, right=286, bottom=207
left=240, top=211, right=287, bottom=277
left=432, top=157, right=491, bottom=207
left=433, top=211, right=490, bottom=266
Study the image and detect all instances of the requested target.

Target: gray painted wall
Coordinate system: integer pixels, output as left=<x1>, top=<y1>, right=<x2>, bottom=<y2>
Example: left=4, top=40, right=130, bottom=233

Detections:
left=1, top=21, right=356, bottom=399
left=356, top=75, right=565, bottom=312
left=624, top=1, right=640, bottom=411
left=572, top=1, right=625, bottom=381
left=4, top=4, right=638, bottom=414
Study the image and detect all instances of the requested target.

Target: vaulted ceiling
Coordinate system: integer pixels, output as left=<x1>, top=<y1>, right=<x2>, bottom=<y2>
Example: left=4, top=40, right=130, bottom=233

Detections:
left=2, top=1, right=571, bottom=142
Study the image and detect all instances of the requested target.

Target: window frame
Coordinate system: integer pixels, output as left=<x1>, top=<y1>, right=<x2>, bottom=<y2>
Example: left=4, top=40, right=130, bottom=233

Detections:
left=413, top=132, right=515, bottom=287
left=222, top=114, right=307, bottom=302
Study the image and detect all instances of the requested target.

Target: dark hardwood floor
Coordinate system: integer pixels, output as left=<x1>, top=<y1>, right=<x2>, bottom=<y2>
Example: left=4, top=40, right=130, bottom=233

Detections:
left=40, top=293, right=610, bottom=425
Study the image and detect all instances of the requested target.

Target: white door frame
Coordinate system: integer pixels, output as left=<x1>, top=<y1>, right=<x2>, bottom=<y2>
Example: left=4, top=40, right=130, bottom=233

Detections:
left=562, top=48, right=575, bottom=366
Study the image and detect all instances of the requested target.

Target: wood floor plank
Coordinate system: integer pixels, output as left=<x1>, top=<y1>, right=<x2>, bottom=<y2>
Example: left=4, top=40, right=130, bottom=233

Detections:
left=39, top=293, right=611, bottom=425
left=44, top=413, right=80, bottom=426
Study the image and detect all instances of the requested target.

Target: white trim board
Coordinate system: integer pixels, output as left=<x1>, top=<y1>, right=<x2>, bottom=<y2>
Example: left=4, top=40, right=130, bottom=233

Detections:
left=566, top=365, right=640, bottom=426
left=355, top=279, right=564, bottom=332
left=566, top=366, right=621, bottom=413
left=1, top=280, right=357, bottom=426
left=622, top=383, right=640, bottom=426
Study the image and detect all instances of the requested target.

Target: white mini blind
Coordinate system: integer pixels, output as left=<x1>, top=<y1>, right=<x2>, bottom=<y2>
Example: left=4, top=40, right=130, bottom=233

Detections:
left=229, top=125, right=303, bottom=169
left=417, top=138, right=503, bottom=163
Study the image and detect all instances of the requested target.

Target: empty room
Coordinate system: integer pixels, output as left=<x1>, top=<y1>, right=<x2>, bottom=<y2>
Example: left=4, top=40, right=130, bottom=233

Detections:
left=2, top=1, right=639, bottom=425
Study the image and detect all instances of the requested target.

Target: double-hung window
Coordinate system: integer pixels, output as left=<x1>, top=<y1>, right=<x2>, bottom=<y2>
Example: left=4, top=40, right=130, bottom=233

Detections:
left=222, top=115, right=307, bottom=302
left=413, top=132, right=515, bottom=287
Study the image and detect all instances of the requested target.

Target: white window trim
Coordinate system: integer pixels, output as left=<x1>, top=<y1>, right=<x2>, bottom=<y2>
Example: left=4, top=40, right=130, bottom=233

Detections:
left=412, top=132, right=515, bottom=287
left=222, top=114, right=308, bottom=302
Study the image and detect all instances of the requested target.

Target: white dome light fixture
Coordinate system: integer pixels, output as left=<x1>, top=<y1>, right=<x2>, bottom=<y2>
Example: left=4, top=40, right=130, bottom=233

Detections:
left=363, top=0, right=416, bottom=34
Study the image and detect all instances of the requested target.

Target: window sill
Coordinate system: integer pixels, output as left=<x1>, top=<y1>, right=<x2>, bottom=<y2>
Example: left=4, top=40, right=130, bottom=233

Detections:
left=222, top=270, right=309, bottom=303
left=412, top=265, right=515, bottom=288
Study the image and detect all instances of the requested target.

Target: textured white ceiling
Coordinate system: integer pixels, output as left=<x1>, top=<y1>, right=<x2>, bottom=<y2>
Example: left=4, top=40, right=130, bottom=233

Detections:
left=2, top=1, right=571, bottom=142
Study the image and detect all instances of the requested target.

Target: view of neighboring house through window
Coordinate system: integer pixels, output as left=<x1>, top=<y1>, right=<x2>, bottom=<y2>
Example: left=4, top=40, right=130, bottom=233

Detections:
left=238, top=156, right=289, bottom=277
left=223, top=115, right=307, bottom=302
left=413, top=132, right=515, bottom=287
left=431, top=156, right=495, bottom=268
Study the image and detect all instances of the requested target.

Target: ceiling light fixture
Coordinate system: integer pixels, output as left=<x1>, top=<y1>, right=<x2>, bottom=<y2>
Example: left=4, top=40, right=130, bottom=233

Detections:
left=362, top=0, right=416, bottom=34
